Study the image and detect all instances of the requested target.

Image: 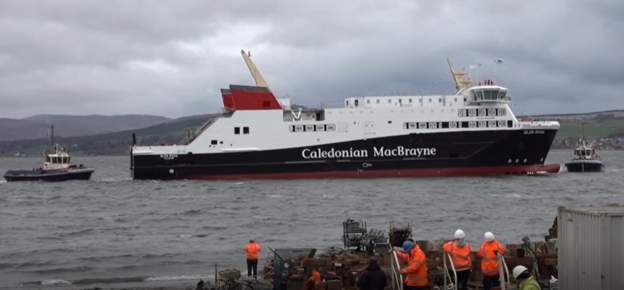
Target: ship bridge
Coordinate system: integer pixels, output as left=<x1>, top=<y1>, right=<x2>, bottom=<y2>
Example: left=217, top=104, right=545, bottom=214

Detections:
left=464, top=80, right=509, bottom=105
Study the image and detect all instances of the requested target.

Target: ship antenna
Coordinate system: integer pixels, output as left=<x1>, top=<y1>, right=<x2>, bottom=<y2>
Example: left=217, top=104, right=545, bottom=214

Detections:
left=241, top=49, right=270, bottom=90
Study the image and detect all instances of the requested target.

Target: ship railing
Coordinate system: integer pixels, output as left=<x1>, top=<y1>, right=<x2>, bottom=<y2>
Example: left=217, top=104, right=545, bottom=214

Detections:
left=185, top=118, right=218, bottom=144
left=320, top=101, right=345, bottom=109
left=443, top=252, right=458, bottom=290
left=390, top=249, right=403, bottom=290
left=518, top=120, right=560, bottom=127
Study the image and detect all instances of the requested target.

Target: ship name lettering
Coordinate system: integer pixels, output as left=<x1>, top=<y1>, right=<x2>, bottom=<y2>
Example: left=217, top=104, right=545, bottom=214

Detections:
left=301, top=148, right=368, bottom=159
left=524, top=130, right=544, bottom=135
left=373, top=146, right=437, bottom=157
left=160, top=154, right=178, bottom=160
left=301, top=146, right=437, bottom=159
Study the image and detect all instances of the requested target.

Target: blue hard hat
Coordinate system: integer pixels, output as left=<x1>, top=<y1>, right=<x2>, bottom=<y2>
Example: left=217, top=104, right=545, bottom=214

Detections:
left=402, top=240, right=414, bottom=252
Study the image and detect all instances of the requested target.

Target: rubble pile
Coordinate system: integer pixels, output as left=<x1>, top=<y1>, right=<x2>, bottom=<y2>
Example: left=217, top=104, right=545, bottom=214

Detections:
left=258, top=220, right=559, bottom=290
left=262, top=247, right=387, bottom=290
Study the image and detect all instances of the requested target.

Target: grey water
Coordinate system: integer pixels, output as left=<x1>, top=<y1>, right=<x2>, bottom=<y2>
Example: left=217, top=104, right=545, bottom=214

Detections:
left=0, top=150, right=623, bottom=288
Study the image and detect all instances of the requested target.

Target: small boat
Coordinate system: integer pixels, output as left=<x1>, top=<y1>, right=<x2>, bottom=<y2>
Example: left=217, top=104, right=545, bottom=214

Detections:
left=3, top=126, right=94, bottom=182
left=564, top=138, right=603, bottom=172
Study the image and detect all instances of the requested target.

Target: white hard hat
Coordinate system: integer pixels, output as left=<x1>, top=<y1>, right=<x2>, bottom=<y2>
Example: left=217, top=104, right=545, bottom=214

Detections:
left=454, top=229, right=466, bottom=239
left=484, top=232, right=495, bottom=241
left=512, top=265, right=528, bottom=280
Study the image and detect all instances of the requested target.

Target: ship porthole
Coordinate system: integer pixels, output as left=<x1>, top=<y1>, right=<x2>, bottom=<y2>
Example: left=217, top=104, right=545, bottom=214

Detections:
left=523, top=158, right=527, bottom=163
left=515, top=158, right=519, bottom=163
left=540, top=157, right=544, bottom=162
left=169, top=169, right=174, bottom=174
left=507, top=158, right=512, bottom=164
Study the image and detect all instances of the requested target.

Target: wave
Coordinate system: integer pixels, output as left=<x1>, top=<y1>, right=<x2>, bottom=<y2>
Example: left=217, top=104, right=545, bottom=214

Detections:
left=2, top=247, right=75, bottom=259
left=146, top=273, right=211, bottom=281
left=22, top=279, right=72, bottom=286
left=22, top=276, right=148, bottom=286
left=77, top=253, right=134, bottom=262
left=22, top=273, right=210, bottom=287
left=201, top=225, right=228, bottom=231
left=43, top=279, right=71, bottom=286
left=177, top=208, right=203, bottom=216
left=177, top=233, right=210, bottom=239
left=140, top=253, right=179, bottom=259
left=55, top=228, right=95, bottom=238
left=98, top=177, right=133, bottom=182
left=15, top=261, right=57, bottom=269
left=73, top=276, right=148, bottom=285
left=32, top=265, right=93, bottom=275
left=0, top=262, right=13, bottom=270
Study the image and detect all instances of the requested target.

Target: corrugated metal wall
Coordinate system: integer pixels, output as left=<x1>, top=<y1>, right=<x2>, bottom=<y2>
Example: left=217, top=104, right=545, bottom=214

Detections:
left=558, top=207, right=624, bottom=290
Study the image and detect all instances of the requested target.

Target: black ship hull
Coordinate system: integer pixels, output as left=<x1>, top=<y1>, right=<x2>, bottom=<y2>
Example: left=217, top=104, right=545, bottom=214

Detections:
left=4, top=168, right=94, bottom=182
left=132, top=128, right=559, bottom=180
left=565, top=160, right=603, bottom=172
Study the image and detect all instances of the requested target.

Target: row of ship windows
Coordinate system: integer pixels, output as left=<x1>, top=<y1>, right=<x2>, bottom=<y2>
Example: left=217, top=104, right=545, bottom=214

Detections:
left=234, top=126, right=250, bottom=135
left=459, top=108, right=506, bottom=117
left=403, top=120, right=514, bottom=129
left=348, top=97, right=459, bottom=106
left=287, top=120, right=513, bottom=132
left=289, top=124, right=337, bottom=132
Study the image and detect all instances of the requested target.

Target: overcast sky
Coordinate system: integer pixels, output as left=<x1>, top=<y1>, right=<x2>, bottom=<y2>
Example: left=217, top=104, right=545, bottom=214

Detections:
left=1, top=0, right=622, bottom=118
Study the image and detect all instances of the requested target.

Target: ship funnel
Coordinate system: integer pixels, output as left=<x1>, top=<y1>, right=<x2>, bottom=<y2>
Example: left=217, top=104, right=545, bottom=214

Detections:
left=241, top=49, right=270, bottom=90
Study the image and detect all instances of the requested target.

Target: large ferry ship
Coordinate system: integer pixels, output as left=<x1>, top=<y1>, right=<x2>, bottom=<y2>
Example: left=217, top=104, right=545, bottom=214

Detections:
left=131, top=51, right=560, bottom=180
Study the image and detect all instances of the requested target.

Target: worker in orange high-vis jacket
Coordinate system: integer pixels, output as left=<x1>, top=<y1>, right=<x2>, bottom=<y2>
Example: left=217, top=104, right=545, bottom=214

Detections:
left=443, top=229, right=472, bottom=290
left=244, top=239, right=261, bottom=279
left=477, top=232, right=506, bottom=290
left=304, top=269, right=323, bottom=290
left=395, top=240, right=429, bottom=290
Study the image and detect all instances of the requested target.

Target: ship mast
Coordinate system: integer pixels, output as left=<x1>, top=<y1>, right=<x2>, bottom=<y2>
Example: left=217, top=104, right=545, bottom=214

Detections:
left=241, top=50, right=270, bottom=90
left=447, top=58, right=472, bottom=92
left=49, top=124, right=54, bottom=147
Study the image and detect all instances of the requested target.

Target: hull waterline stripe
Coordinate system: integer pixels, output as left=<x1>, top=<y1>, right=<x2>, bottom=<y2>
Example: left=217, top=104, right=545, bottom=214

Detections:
left=182, top=163, right=560, bottom=180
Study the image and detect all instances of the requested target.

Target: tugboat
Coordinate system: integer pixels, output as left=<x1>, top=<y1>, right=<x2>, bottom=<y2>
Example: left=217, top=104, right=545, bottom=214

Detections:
left=3, top=126, right=94, bottom=182
left=564, top=138, right=604, bottom=172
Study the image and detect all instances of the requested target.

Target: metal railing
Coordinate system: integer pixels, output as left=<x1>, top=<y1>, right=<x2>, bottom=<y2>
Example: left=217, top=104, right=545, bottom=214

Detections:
left=497, top=253, right=511, bottom=290
left=443, top=253, right=458, bottom=290
left=390, top=250, right=403, bottom=290
left=184, top=118, right=217, bottom=144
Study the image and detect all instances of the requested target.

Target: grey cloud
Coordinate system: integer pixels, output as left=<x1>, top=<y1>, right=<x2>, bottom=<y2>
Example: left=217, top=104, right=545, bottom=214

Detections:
left=0, top=0, right=622, bottom=118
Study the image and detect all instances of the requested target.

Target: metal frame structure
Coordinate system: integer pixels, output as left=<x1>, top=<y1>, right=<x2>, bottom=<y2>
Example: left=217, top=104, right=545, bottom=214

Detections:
left=390, top=250, right=404, bottom=290
left=443, top=253, right=458, bottom=290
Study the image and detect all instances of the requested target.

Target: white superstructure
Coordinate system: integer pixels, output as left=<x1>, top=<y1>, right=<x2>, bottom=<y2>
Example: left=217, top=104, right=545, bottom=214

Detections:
left=134, top=84, right=558, bottom=156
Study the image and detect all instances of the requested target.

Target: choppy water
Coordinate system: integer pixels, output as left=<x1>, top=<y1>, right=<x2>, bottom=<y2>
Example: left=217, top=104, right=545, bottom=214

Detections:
left=0, top=150, right=623, bottom=289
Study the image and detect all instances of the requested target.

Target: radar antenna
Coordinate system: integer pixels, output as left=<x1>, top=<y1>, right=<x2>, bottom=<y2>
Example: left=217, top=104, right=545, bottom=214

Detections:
left=241, top=49, right=270, bottom=90
left=447, top=58, right=472, bottom=92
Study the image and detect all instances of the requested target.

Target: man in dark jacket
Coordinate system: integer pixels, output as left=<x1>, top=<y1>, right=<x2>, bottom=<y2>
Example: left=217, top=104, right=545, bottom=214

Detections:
left=357, top=258, right=387, bottom=290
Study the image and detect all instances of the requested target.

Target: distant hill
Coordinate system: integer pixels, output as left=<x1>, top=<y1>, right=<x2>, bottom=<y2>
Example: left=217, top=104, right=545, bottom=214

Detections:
left=531, top=110, right=624, bottom=139
left=1, top=109, right=623, bottom=156
left=0, top=114, right=171, bottom=142
left=0, top=114, right=215, bottom=156
left=0, top=118, right=50, bottom=142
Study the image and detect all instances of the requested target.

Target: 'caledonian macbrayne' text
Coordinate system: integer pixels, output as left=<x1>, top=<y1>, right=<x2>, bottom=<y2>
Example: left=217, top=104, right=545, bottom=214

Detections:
left=301, top=146, right=437, bottom=159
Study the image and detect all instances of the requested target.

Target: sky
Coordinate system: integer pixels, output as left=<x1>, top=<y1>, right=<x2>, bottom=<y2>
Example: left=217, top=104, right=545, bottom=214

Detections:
left=1, top=0, right=623, bottom=119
